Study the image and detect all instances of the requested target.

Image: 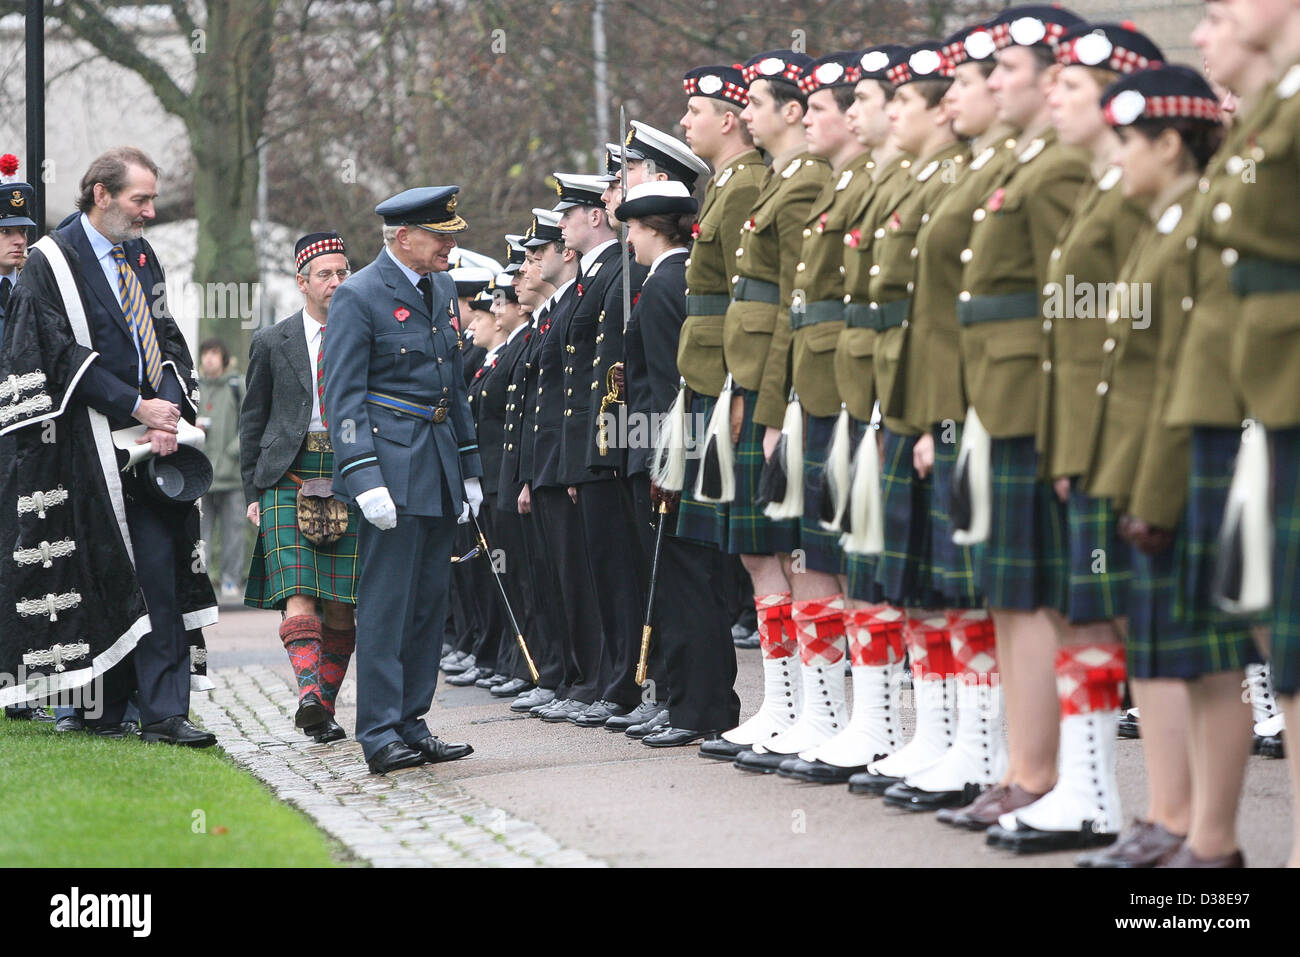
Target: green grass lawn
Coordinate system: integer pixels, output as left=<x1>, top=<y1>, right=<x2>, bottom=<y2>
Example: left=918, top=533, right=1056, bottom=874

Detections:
left=0, top=718, right=343, bottom=867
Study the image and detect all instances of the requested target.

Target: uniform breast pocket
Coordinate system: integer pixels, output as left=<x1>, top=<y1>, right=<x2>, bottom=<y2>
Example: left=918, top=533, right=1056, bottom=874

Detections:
left=370, top=406, right=419, bottom=447
left=374, top=332, right=432, bottom=380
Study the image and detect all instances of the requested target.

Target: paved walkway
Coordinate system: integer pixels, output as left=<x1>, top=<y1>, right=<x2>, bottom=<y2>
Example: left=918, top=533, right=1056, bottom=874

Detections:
left=193, top=664, right=603, bottom=868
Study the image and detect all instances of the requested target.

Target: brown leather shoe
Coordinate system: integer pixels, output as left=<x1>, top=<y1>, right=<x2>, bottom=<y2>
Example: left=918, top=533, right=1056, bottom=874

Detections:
left=1077, top=820, right=1185, bottom=868
left=942, top=783, right=1045, bottom=831
left=1156, top=842, right=1245, bottom=868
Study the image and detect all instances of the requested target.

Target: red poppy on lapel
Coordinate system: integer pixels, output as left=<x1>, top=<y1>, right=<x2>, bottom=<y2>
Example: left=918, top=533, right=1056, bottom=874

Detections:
left=632, top=293, right=640, bottom=306
left=888, top=211, right=901, bottom=231
left=138, top=252, right=147, bottom=268
left=691, top=222, right=701, bottom=239
left=987, top=187, right=1005, bottom=212
left=816, top=212, right=829, bottom=233
left=394, top=307, right=410, bottom=322
left=577, top=282, right=585, bottom=297
left=844, top=228, right=861, bottom=248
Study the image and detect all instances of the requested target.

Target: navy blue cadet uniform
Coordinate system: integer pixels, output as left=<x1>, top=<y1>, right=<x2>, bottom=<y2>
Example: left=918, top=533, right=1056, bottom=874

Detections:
left=324, top=187, right=483, bottom=762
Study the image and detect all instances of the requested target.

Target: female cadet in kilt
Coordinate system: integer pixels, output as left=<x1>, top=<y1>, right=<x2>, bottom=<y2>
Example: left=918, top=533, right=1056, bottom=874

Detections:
left=240, top=233, right=357, bottom=744
left=986, top=23, right=1165, bottom=855
left=1072, top=65, right=1231, bottom=867
left=1213, top=0, right=1300, bottom=869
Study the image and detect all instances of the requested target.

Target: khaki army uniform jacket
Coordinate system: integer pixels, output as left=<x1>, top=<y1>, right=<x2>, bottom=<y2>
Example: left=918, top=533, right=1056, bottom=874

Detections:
left=1215, top=64, right=1300, bottom=429
left=832, top=153, right=913, bottom=423
left=902, top=129, right=1020, bottom=431
left=721, top=151, right=830, bottom=429
left=788, top=152, right=878, bottom=420
left=1036, top=166, right=1149, bottom=479
left=1086, top=179, right=1198, bottom=529
left=957, top=129, right=1090, bottom=438
left=868, top=141, right=970, bottom=436
left=677, top=148, right=765, bottom=398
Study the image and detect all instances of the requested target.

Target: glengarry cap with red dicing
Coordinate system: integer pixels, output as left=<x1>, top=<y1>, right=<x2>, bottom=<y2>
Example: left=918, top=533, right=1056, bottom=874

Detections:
left=854, top=44, right=907, bottom=82
left=742, top=49, right=815, bottom=85
left=294, top=231, right=346, bottom=272
left=1056, top=22, right=1164, bottom=74
left=943, top=24, right=997, bottom=66
left=683, top=64, right=750, bottom=106
left=988, top=5, right=1085, bottom=52
left=1101, top=64, right=1222, bottom=126
left=887, top=42, right=955, bottom=87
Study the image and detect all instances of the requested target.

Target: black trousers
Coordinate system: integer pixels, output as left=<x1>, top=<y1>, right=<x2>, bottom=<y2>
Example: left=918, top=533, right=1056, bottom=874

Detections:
left=532, top=485, right=601, bottom=702
left=577, top=477, right=648, bottom=710
left=516, top=503, right=567, bottom=690
left=489, top=500, right=540, bottom=682
left=87, top=493, right=192, bottom=727
left=450, top=522, right=481, bottom=655
left=467, top=498, right=504, bottom=673
left=631, top=474, right=739, bottom=731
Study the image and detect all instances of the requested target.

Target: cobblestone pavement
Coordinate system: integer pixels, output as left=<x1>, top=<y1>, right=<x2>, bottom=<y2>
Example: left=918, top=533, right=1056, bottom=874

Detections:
left=192, top=665, right=604, bottom=868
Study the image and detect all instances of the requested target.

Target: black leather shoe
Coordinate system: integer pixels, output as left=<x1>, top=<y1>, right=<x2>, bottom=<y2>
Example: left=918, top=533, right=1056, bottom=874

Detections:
left=409, top=735, right=473, bottom=764
left=84, top=722, right=130, bottom=739
left=295, top=693, right=328, bottom=729
left=733, top=630, right=761, bottom=650
left=5, top=706, right=55, bottom=722
left=367, top=741, right=426, bottom=774
left=1257, top=731, right=1285, bottom=759
left=778, top=757, right=874, bottom=783
left=882, top=780, right=983, bottom=811
left=625, top=708, right=670, bottom=739
left=846, top=769, right=902, bottom=795
left=139, top=716, right=216, bottom=747
left=643, top=727, right=720, bottom=748
left=733, top=748, right=795, bottom=773
left=475, top=672, right=510, bottom=689
left=491, top=677, right=532, bottom=698
left=699, top=737, right=750, bottom=760
left=986, top=821, right=1118, bottom=854
left=605, top=699, right=664, bottom=732
left=540, top=699, right=590, bottom=723
left=531, top=695, right=568, bottom=717
left=448, top=665, right=493, bottom=687
left=303, top=715, right=346, bottom=743
left=441, top=653, right=475, bottom=675
left=573, top=700, right=628, bottom=728
left=55, top=714, right=85, bottom=733
left=513, top=688, right=556, bottom=713
left=1118, top=708, right=1140, bottom=739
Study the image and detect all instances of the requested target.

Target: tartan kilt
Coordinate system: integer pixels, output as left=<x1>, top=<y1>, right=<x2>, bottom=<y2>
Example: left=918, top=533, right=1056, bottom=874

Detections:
left=875, top=428, right=932, bottom=606
left=801, top=413, right=845, bottom=575
left=1064, top=488, right=1131, bottom=623
left=976, top=436, right=1068, bottom=612
left=1269, top=426, right=1300, bottom=693
left=676, top=392, right=726, bottom=548
left=244, top=445, right=359, bottom=609
left=1175, top=427, right=1250, bottom=621
left=1129, top=537, right=1258, bottom=680
left=929, top=422, right=981, bottom=609
left=725, top=391, right=799, bottom=556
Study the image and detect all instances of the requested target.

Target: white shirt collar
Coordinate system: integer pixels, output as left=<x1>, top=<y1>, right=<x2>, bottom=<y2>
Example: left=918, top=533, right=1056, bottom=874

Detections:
left=383, top=244, right=425, bottom=288
left=579, top=238, right=616, bottom=275
left=302, top=307, right=325, bottom=340
left=549, top=277, right=576, bottom=309
left=505, top=321, right=528, bottom=344
left=649, top=246, right=688, bottom=277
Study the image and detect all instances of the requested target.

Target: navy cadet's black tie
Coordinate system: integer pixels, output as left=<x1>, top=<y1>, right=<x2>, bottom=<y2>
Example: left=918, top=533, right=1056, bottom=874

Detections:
left=416, top=276, right=433, bottom=318
left=0, top=277, right=10, bottom=311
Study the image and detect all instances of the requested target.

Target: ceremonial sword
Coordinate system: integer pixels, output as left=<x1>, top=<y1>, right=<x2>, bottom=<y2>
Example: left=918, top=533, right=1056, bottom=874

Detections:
left=450, top=514, right=540, bottom=683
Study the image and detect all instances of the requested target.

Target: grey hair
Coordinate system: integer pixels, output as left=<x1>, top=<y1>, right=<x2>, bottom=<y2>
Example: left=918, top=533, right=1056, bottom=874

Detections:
left=382, top=224, right=402, bottom=245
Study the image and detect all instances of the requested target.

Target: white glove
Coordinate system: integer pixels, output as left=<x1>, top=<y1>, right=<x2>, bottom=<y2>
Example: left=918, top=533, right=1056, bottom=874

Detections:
left=356, top=486, right=398, bottom=530
left=460, top=477, right=483, bottom=525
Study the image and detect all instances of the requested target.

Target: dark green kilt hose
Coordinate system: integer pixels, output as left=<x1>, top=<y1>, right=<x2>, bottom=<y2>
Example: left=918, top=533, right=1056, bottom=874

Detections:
left=676, top=392, right=726, bottom=548
left=726, top=390, right=798, bottom=555
left=801, top=412, right=845, bottom=575
left=976, top=436, right=1067, bottom=611
left=245, top=445, right=359, bottom=609
left=1065, top=487, right=1131, bottom=623
left=1269, top=426, right=1300, bottom=694
left=1142, top=426, right=1261, bottom=680
left=929, top=422, right=981, bottom=608
left=875, top=428, right=933, bottom=606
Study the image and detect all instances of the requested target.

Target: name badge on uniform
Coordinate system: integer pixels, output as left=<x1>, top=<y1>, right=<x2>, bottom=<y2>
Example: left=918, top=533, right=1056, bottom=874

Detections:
left=970, top=146, right=996, bottom=171
left=715, top=167, right=735, bottom=188
left=781, top=158, right=803, bottom=179
left=835, top=169, right=854, bottom=191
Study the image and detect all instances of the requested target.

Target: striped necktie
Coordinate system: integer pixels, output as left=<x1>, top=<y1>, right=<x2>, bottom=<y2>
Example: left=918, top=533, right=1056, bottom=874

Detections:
left=316, top=323, right=328, bottom=428
left=111, top=246, right=162, bottom=391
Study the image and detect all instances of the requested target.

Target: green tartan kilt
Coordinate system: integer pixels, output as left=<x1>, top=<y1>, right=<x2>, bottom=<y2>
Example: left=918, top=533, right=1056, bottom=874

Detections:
left=875, top=428, right=932, bottom=606
left=1269, top=426, right=1300, bottom=693
left=676, top=392, right=726, bottom=548
left=725, top=391, right=799, bottom=556
left=800, top=413, right=845, bottom=575
left=975, top=436, right=1068, bottom=612
left=1064, top=488, right=1131, bottom=623
left=244, top=445, right=359, bottom=609
left=929, top=422, right=981, bottom=609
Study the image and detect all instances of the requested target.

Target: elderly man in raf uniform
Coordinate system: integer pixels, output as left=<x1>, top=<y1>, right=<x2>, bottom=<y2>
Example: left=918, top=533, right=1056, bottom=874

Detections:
left=323, top=187, right=481, bottom=774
